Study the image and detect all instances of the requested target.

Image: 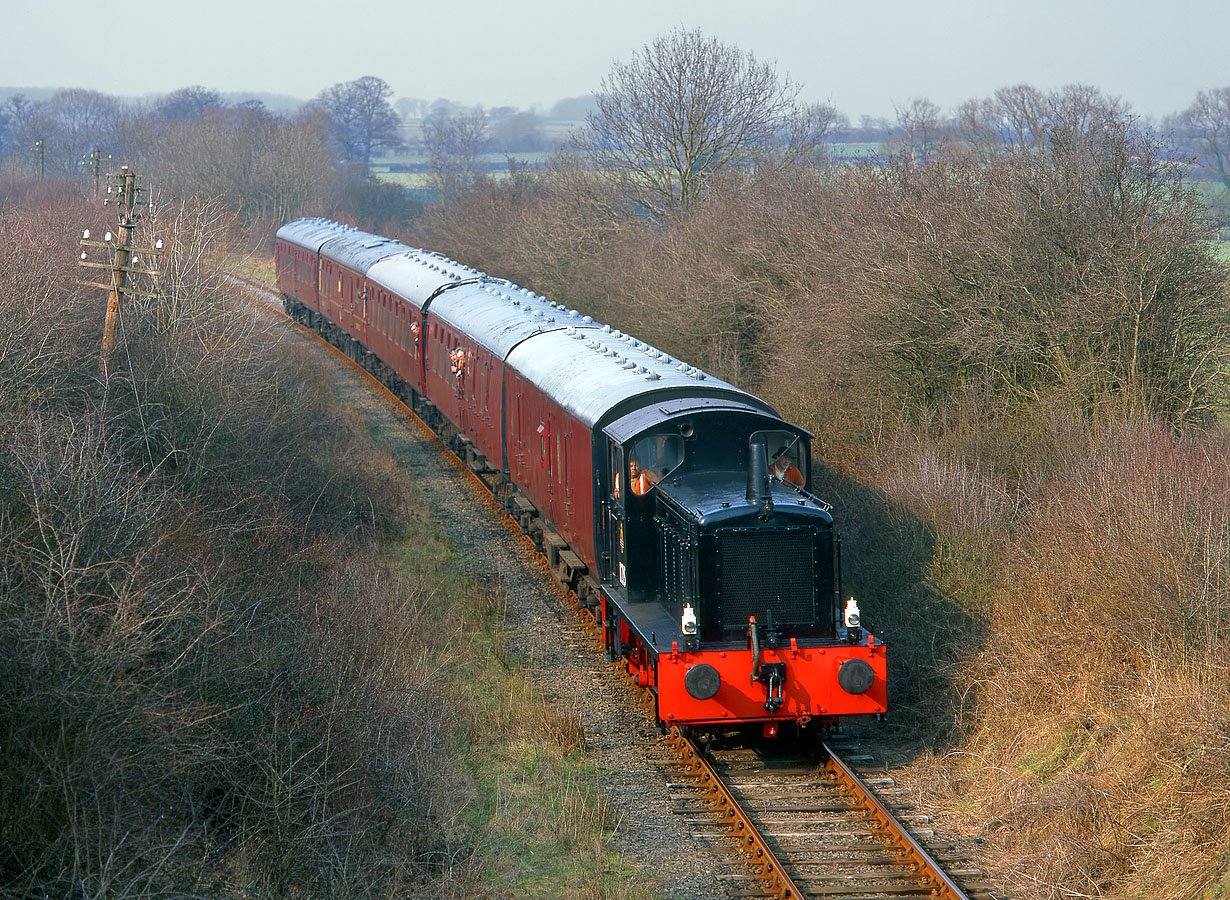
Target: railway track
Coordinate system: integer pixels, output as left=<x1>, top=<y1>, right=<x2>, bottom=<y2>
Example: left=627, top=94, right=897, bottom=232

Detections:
left=656, top=731, right=1000, bottom=899
left=234, top=270, right=1000, bottom=900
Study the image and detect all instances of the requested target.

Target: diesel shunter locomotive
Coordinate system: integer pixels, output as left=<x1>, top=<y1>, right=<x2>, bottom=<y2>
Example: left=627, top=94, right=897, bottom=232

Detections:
left=275, top=218, right=887, bottom=736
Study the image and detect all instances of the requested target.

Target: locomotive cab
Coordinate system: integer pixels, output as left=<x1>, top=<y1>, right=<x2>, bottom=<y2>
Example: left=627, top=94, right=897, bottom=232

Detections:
left=601, top=402, right=839, bottom=646
left=598, top=398, right=886, bottom=730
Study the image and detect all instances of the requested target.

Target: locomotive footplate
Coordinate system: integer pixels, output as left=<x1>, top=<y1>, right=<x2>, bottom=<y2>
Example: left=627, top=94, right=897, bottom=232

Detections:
left=604, top=593, right=684, bottom=655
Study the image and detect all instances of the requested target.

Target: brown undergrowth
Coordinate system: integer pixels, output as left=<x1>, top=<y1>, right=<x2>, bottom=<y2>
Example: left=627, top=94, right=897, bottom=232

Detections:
left=824, top=400, right=1230, bottom=899
left=0, top=186, right=632, bottom=899
left=415, top=100, right=1230, bottom=894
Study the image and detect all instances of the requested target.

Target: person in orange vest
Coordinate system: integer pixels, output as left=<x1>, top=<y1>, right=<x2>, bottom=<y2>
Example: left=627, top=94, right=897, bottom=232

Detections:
left=629, top=458, right=658, bottom=495
left=770, top=447, right=804, bottom=487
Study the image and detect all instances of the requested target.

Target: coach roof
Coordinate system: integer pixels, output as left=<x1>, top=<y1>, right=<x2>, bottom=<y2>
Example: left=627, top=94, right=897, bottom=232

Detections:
left=320, top=230, right=409, bottom=273
left=275, top=217, right=351, bottom=253
left=366, top=249, right=483, bottom=310
left=429, top=280, right=603, bottom=358
left=505, top=327, right=768, bottom=429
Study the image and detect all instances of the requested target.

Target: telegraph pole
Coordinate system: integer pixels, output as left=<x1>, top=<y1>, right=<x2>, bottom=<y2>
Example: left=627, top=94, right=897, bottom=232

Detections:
left=78, top=165, right=163, bottom=379
left=80, top=147, right=110, bottom=198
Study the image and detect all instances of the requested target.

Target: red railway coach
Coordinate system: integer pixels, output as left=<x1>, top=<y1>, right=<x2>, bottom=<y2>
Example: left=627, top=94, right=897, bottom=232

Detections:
left=275, top=218, right=888, bottom=738
left=274, top=218, right=346, bottom=313
left=366, top=249, right=481, bottom=398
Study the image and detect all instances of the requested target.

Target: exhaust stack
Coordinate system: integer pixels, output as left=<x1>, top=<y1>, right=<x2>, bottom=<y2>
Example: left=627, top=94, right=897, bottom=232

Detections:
left=747, top=441, right=773, bottom=514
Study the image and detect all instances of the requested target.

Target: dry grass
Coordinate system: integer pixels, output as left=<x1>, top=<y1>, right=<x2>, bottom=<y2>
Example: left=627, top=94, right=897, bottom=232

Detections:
left=867, top=410, right=1230, bottom=899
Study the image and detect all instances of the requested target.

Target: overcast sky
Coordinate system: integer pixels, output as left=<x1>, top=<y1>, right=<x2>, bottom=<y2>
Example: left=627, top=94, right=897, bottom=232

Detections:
left=9, top=0, right=1228, bottom=120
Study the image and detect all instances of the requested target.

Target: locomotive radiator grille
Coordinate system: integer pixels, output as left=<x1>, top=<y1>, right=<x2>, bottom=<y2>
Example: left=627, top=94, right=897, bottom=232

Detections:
left=658, top=519, right=699, bottom=607
left=715, top=528, right=817, bottom=627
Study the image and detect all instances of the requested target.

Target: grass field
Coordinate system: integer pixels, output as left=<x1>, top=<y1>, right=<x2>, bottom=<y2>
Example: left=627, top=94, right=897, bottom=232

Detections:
left=376, top=171, right=434, bottom=188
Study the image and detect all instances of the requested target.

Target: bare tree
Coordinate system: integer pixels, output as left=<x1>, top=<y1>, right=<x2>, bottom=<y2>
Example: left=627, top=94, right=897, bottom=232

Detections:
left=36, top=89, right=119, bottom=177
left=889, top=97, right=945, bottom=164
left=490, top=110, right=544, bottom=152
left=152, top=105, right=336, bottom=227
left=850, top=89, right=1230, bottom=421
left=954, top=84, right=1048, bottom=157
left=312, top=76, right=403, bottom=171
left=395, top=97, right=429, bottom=121
left=1180, top=86, right=1230, bottom=192
left=576, top=28, right=839, bottom=215
left=157, top=86, right=224, bottom=123
left=422, top=108, right=489, bottom=198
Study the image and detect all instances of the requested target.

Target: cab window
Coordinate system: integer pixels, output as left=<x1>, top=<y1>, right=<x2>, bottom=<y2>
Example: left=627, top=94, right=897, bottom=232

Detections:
left=628, top=434, right=684, bottom=495
left=753, top=430, right=806, bottom=486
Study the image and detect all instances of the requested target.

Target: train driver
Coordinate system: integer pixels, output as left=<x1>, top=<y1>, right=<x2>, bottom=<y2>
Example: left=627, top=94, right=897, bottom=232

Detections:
left=770, top=446, right=804, bottom=487
left=629, top=458, right=658, bottom=495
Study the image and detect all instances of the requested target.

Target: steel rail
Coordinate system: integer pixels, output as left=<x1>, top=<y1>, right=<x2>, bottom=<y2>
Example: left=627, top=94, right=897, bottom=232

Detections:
left=668, top=727, right=806, bottom=900
left=821, top=741, right=973, bottom=900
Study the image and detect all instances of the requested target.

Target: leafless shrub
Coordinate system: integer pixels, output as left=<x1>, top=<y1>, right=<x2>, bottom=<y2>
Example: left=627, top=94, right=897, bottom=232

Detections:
left=412, top=74, right=1230, bottom=896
